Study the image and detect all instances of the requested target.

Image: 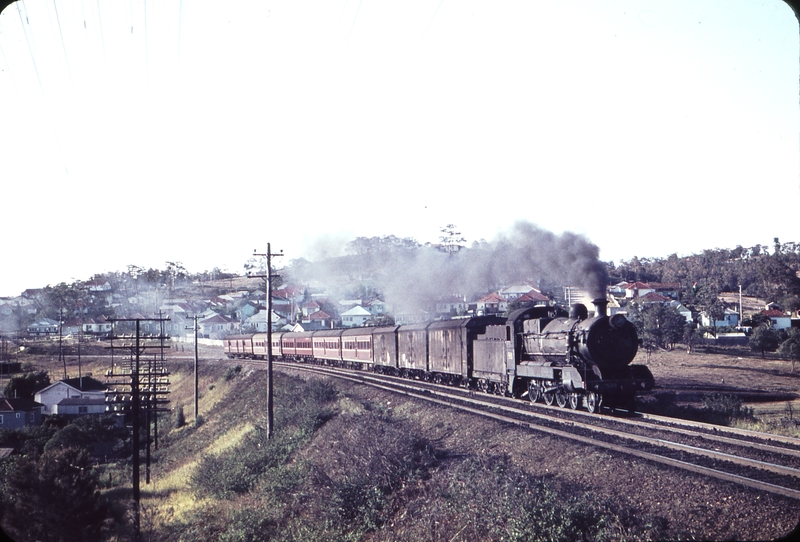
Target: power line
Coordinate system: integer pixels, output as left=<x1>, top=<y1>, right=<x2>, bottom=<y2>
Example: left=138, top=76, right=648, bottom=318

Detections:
left=51, top=0, right=74, bottom=91
left=347, top=0, right=363, bottom=45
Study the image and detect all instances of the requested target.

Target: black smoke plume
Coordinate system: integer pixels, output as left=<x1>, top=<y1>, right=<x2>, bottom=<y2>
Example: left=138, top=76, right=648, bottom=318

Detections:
left=287, top=221, right=608, bottom=313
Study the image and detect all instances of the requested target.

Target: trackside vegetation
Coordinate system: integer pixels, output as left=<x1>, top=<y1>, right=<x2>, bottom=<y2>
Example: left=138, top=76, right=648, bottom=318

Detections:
left=137, top=367, right=676, bottom=541
left=0, top=359, right=785, bottom=540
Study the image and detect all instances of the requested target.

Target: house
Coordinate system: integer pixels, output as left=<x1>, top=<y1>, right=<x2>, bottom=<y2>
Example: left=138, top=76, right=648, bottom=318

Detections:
left=199, top=314, right=235, bottom=339
left=365, top=299, right=388, bottom=316
left=34, top=376, right=107, bottom=415
left=340, top=305, right=371, bottom=327
left=476, top=293, right=508, bottom=316
left=435, top=296, right=467, bottom=316
left=637, top=292, right=672, bottom=304
left=27, top=318, right=59, bottom=337
left=700, top=308, right=740, bottom=329
left=235, top=301, right=261, bottom=321
left=394, top=308, right=430, bottom=325
left=301, top=310, right=334, bottom=330
left=623, top=282, right=655, bottom=299
left=62, top=318, right=84, bottom=337
left=515, top=289, right=550, bottom=306
left=761, top=309, right=792, bottom=330
left=0, top=300, right=14, bottom=317
left=301, top=300, right=321, bottom=317
left=85, top=279, right=112, bottom=292
left=0, top=398, right=44, bottom=428
left=244, top=310, right=285, bottom=332
left=648, top=282, right=681, bottom=300
left=54, top=397, right=107, bottom=417
left=83, top=315, right=113, bottom=337
left=669, top=301, right=694, bottom=323
left=499, top=285, right=540, bottom=301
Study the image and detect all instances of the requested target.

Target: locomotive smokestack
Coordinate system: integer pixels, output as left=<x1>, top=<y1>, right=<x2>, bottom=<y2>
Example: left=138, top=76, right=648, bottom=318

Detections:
left=593, top=298, right=608, bottom=317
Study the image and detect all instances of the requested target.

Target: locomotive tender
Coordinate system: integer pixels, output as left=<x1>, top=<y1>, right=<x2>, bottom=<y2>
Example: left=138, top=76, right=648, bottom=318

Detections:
left=224, top=299, right=654, bottom=414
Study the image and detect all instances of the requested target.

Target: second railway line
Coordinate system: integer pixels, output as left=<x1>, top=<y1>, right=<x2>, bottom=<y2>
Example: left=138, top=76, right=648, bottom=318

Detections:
left=271, top=359, right=800, bottom=502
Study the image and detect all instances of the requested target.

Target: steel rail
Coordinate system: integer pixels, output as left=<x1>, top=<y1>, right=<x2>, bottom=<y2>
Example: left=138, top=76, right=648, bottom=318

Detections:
left=277, top=362, right=800, bottom=501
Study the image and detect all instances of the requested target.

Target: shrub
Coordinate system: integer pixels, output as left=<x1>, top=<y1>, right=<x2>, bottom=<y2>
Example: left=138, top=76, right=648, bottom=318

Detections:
left=701, top=393, right=756, bottom=425
left=174, top=406, right=186, bottom=429
left=224, top=364, right=243, bottom=382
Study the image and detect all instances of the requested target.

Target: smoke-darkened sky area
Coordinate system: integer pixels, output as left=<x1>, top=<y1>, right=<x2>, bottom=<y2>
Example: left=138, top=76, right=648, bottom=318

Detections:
left=1, top=1, right=798, bottom=297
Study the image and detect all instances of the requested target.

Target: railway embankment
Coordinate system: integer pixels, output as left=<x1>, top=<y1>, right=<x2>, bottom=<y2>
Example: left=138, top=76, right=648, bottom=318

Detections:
left=2, top=347, right=800, bottom=540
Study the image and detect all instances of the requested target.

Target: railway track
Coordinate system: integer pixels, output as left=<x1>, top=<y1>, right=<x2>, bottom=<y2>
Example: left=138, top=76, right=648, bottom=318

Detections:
left=274, top=360, right=800, bottom=501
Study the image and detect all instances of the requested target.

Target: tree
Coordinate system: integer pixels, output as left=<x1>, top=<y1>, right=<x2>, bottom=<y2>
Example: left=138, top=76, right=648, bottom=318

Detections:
left=3, top=370, right=50, bottom=399
left=778, top=328, right=800, bottom=372
left=629, top=303, right=687, bottom=350
left=3, top=446, right=108, bottom=542
left=750, top=324, right=780, bottom=358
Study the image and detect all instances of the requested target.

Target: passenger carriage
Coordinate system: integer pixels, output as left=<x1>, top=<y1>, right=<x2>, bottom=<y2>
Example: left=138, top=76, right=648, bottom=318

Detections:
left=281, top=331, right=314, bottom=360
left=224, top=334, right=255, bottom=358
left=312, top=329, right=344, bottom=364
left=251, top=332, right=269, bottom=359
left=341, top=328, right=374, bottom=369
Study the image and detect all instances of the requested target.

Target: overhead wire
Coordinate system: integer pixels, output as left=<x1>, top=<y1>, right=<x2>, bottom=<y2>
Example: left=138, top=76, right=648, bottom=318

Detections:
left=15, top=0, right=43, bottom=95
left=51, top=0, right=74, bottom=91
left=95, top=0, right=105, bottom=67
left=347, top=0, right=363, bottom=45
left=176, top=0, right=182, bottom=75
left=423, top=0, right=445, bottom=40
left=0, top=9, right=20, bottom=94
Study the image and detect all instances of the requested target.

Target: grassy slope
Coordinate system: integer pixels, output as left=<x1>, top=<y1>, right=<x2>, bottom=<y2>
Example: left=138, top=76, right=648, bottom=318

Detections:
left=128, top=355, right=800, bottom=542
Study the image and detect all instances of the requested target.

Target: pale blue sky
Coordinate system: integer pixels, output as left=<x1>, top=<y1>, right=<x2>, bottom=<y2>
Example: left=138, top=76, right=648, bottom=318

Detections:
left=0, top=0, right=798, bottom=296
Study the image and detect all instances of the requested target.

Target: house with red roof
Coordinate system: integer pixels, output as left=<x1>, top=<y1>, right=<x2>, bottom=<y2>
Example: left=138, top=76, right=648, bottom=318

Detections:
left=515, top=289, right=550, bottom=306
left=476, top=293, right=508, bottom=316
left=302, top=310, right=334, bottom=330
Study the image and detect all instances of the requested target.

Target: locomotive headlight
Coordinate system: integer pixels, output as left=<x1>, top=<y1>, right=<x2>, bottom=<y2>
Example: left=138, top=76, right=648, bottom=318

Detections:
left=609, top=314, right=627, bottom=329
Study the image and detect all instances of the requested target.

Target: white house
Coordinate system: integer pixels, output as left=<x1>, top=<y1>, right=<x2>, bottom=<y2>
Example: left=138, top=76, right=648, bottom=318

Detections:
left=244, top=309, right=285, bottom=332
left=499, top=284, right=539, bottom=301
left=341, top=305, right=371, bottom=327
left=476, top=293, right=508, bottom=316
left=700, top=308, right=740, bottom=329
left=54, top=397, right=107, bottom=417
left=669, top=301, right=694, bottom=323
left=35, top=377, right=107, bottom=415
left=761, top=309, right=792, bottom=330
left=27, top=318, right=59, bottom=337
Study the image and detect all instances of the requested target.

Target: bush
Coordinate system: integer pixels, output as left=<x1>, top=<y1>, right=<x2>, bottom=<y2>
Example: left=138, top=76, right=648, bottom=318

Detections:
left=224, top=364, right=243, bottom=382
left=406, top=454, right=670, bottom=542
left=701, top=393, right=756, bottom=425
left=174, top=406, right=186, bottom=429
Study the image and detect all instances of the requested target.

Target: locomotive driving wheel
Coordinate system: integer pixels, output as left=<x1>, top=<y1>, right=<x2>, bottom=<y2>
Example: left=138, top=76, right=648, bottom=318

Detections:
left=555, top=388, right=568, bottom=408
left=542, top=387, right=555, bottom=406
left=568, top=393, right=579, bottom=410
left=584, top=392, right=601, bottom=414
left=527, top=380, right=540, bottom=403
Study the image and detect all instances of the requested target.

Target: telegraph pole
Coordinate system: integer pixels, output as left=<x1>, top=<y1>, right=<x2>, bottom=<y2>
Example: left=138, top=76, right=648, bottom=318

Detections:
left=249, top=244, right=282, bottom=439
left=186, top=315, right=200, bottom=424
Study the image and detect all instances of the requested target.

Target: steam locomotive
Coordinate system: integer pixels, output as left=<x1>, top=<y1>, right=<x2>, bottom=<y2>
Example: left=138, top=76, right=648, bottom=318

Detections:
left=224, top=299, right=654, bottom=413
